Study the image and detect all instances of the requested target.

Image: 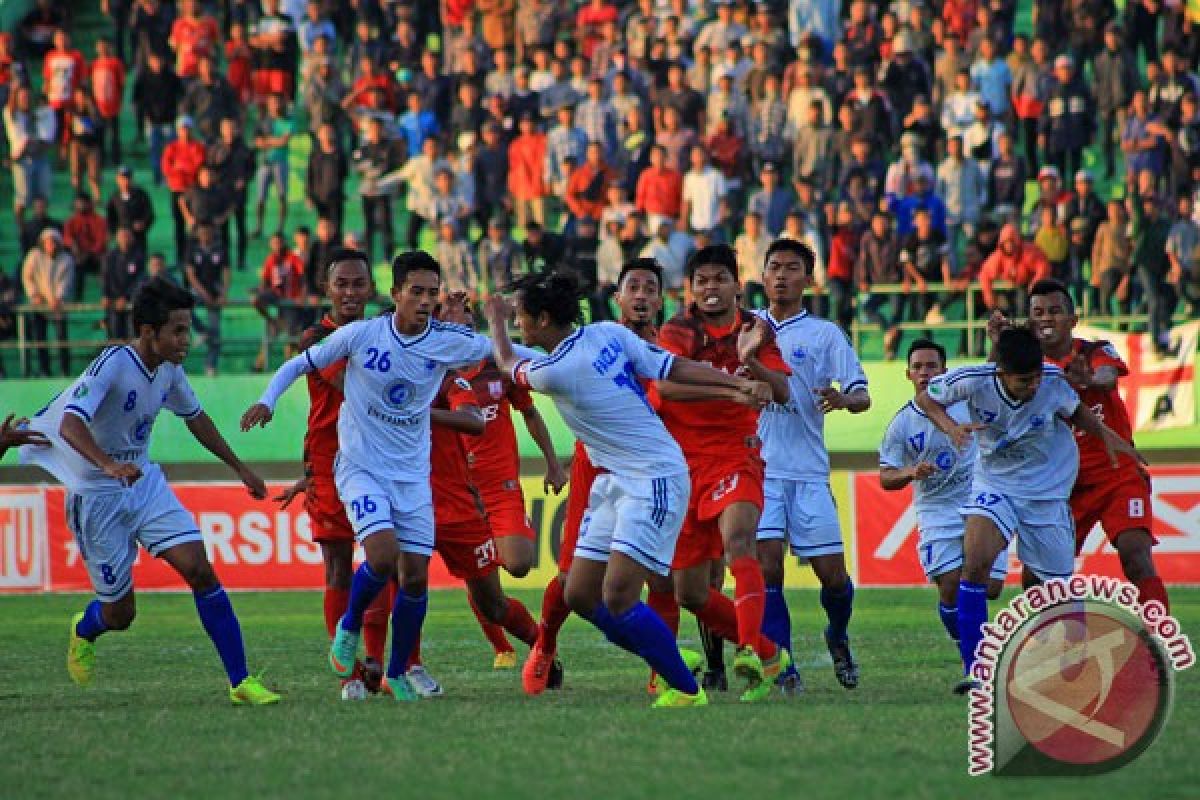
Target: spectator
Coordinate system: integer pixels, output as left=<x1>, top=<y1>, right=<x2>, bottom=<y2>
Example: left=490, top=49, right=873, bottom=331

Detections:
left=181, top=55, right=240, bottom=144
left=180, top=164, right=232, bottom=244
left=4, top=85, right=54, bottom=229
left=1131, top=193, right=1177, bottom=355
left=856, top=209, right=904, bottom=359
left=1011, top=36, right=1053, bottom=174
left=130, top=0, right=174, bottom=73
left=132, top=50, right=184, bottom=185
left=21, top=228, right=75, bottom=377
left=470, top=121, right=511, bottom=233
left=1167, top=194, right=1200, bottom=315
left=520, top=219, right=568, bottom=274
left=436, top=219, right=479, bottom=298
left=104, top=164, right=154, bottom=255
left=978, top=222, right=1051, bottom=316
left=305, top=122, right=348, bottom=236
left=305, top=217, right=339, bottom=299
left=0, top=261, right=17, bottom=378
left=1063, top=170, right=1106, bottom=255
left=19, top=196, right=62, bottom=257
left=184, top=223, right=230, bottom=376
left=680, top=145, right=728, bottom=235
left=101, top=226, right=145, bottom=340
left=900, top=94, right=941, bottom=168
left=205, top=118, right=255, bottom=271
left=398, top=136, right=451, bottom=249
left=900, top=205, right=954, bottom=327
left=749, top=73, right=788, bottom=175
left=477, top=216, right=523, bottom=298
left=90, top=38, right=125, bottom=164
left=881, top=32, right=931, bottom=122
left=884, top=132, right=935, bottom=198
left=43, top=29, right=86, bottom=129
left=508, top=112, right=548, bottom=229
left=747, top=162, right=792, bottom=237
left=249, top=0, right=299, bottom=106
left=63, top=192, right=108, bottom=301
left=634, top=143, right=683, bottom=233
left=941, top=68, right=980, bottom=142
left=988, top=130, right=1027, bottom=219
left=735, top=210, right=772, bottom=305
left=1121, top=89, right=1172, bottom=189
left=826, top=202, right=860, bottom=334
left=656, top=105, right=699, bottom=176
left=1093, top=22, right=1139, bottom=180
left=253, top=231, right=306, bottom=369
left=969, top=36, right=1011, bottom=120
left=168, top=0, right=219, bottom=80
left=352, top=115, right=404, bottom=262
left=545, top=103, right=588, bottom=199
left=937, top=135, right=988, bottom=254
left=846, top=65, right=894, bottom=152
left=161, top=116, right=206, bottom=264
left=704, top=113, right=746, bottom=199
left=297, top=0, right=336, bottom=54
left=1090, top=199, right=1134, bottom=316
left=18, top=0, right=67, bottom=60
left=1032, top=204, right=1070, bottom=283
left=64, top=87, right=105, bottom=202
left=1039, top=54, right=1096, bottom=182
left=252, top=93, right=293, bottom=236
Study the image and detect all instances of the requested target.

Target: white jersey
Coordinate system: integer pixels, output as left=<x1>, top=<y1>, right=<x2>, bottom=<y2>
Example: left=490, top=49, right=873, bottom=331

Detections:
left=513, top=322, right=687, bottom=479
left=879, top=400, right=977, bottom=531
left=926, top=364, right=1080, bottom=500
left=754, top=309, right=868, bottom=482
left=20, top=345, right=203, bottom=494
left=257, top=314, right=492, bottom=481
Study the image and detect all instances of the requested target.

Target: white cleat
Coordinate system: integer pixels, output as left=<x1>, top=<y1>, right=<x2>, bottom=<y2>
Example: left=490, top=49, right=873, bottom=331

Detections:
left=405, top=665, right=445, bottom=698
left=341, top=678, right=368, bottom=700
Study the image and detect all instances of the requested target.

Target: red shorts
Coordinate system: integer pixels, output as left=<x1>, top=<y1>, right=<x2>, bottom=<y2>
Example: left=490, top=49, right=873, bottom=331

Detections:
left=671, top=454, right=765, bottom=571
left=306, top=475, right=354, bottom=543
left=435, top=519, right=499, bottom=581
left=1071, top=469, right=1156, bottom=552
left=251, top=68, right=293, bottom=100
left=559, top=445, right=604, bottom=573
left=479, top=482, right=536, bottom=542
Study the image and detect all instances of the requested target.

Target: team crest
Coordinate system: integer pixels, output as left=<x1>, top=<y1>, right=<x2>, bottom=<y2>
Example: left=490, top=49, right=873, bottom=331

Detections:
left=488, top=380, right=504, bottom=398
left=934, top=448, right=956, bottom=470
left=454, top=377, right=472, bottom=392
left=383, top=379, right=414, bottom=410
left=792, top=346, right=807, bottom=363
left=73, top=384, right=89, bottom=398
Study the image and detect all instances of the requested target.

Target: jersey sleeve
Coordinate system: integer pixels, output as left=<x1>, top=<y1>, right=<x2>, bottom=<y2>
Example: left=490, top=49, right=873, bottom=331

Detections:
left=1046, top=372, right=1082, bottom=419
left=506, top=378, right=536, bottom=412
left=617, top=324, right=675, bottom=381
left=829, top=329, right=868, bottom=394
left=756, top=339, right=791, bottom=375
left=258, top=321, right=357, bottom=409
left=446, top=373, right=478, bottom=411
left=1088, top=341, right=1129, bottom=377
left=925, top=366, right=982, bottom=407
left=656, top=318, right=695, bottom=358
left=62, top=349, right=120, bottom=422
left=164, top=368, right=203, bottom=419
left=515, top=350, right=572, bottom=395
left=878, top=413, right=910, bottom=469
left=436, top=324, right=494, bottom=368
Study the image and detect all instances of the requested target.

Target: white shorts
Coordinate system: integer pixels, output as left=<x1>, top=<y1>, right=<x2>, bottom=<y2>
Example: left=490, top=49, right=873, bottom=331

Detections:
left=961, top=483, right=1075, bottom=582
left=918, top=525, right=1009, bottom=582
left=756, top=478, right=844, bottom=557
left=335, top=458, right=435, bottom=556
left=65, top=464, right=202, bottom=602
left=575, top=472, right=689, bottom=576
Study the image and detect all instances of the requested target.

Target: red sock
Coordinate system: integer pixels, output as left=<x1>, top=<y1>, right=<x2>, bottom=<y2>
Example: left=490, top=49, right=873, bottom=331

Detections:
left=323, top=587, right=350, bottom=639
left=362, top=581, right=394, bottom=664
left=499, top=597, right=539, bottom=647
left=647, top=590, right=680, bottom=636
left=539, top=575, right=571, bottom=653
left=406, top=636, right=422, bottom=669
left=730, top=556, right=768, bottom=653
left=696, top=587, right=776, bottom=660
left=470, top=593, right=515, bottom=654
left=1136, top=576, right=1170, bottom=613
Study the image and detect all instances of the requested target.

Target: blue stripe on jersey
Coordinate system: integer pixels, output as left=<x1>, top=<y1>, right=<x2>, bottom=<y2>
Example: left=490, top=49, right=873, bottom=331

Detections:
left=773, top=311, right=810, bottom=331
left=906, top=400, right=927, bottom=418
left=991, top=374, right=1026, bottom=409
left=843, top=379, right=868, bottom=394
left=356, top=519, right=393, bottom=537
left=613, top=538, right=670, bottom=572
left=87, top=347, right=120, bottom=377
left=120, top=346, right=155, bottom=382
left=944, top=366, right=994, bottom=386
left=304, top=349, right=318, bottom=372
left=792, top=539, right=845, bottom=553
left=529, top=327, right=585, bottom=372
left=388, top=317, right=433, bottom=349
left=176, top=406, right=203, bottom=419
left=655, top=353, right=675, bottom=381
left=430, top=320, right=473, bottom=337
left=64, top=404, right=93, bottom=422
left=651, top=478, right=667, bottom=526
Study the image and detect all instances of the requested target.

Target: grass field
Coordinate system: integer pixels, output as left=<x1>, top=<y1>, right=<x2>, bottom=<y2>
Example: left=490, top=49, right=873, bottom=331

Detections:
left=1, top=588, right=1197, bottom=799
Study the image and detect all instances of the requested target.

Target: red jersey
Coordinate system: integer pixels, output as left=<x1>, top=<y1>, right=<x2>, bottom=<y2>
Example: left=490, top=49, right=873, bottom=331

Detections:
left=299, top=316, right=347, bottom=477
left=656, top=306, right=788, bottom=459
left=43, top=47, right=86, bottom=109
left=458, top=358, right=535, bottom=489
left=431, top=374, right=486, bottom=526
left=90, top=56, right=126, bottom=119
left=261, top=250, right=306, bottom=300
left=1046, top=337, right=1135, bottom=479
left=170, top=14, right=220, bottom=77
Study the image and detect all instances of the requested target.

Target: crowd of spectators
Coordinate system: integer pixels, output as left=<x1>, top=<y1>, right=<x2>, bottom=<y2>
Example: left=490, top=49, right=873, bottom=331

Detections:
left=2, top=0, right=1200, bottom=378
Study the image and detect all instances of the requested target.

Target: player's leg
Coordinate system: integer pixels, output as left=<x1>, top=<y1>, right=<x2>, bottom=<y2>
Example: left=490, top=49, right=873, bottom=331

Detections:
left=487, top=495, right=538, bottom=578
left=382, top=550, right=431, bottom=700
left=1114, top=528, right=1168, bottom=611
left=643, top=570, right=680, bottom=693
left=466, top=571, right=538, bottom=648
left=934, top=568, right=962, bottom=643
left=696, top=558, right=727, bottom=690
left=468, top=589, right=518, bottom=665
left=757, top=479, right=796, bottom=686
left=319, top=540, right=354, bottom=639
left=69, top=589, right=136, bottom=687
left=495, top=534, right=536, bottom=578
left=958, top=513, right=1010, bottom=684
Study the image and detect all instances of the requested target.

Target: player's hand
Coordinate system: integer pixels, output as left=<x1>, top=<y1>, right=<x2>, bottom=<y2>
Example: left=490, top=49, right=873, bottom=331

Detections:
left=815, top=386, right=847, bottom=413
left=484, top=294, right=513, bottom=327
left=544, top=460, right=568, bottom=495
left=439, top=291, right=473, bottom=325
left=911, top=462, right=937, bottom=481
left=1101, top=426, right=1147, bottom=469
left=273, top=477, right=310, bottom=508
left=103, top=461, right=142, bottom=486
left=1064, top=353, right=1093, bottom=390
left=986, top=309, right=1010, bottom=345
left=0, top=414, right=49, bottom=449
left=239, top=466, right=268, bottom=500
left=737, top=379, right=773, bottom=408
left=240, top=403, right=273, bottom=431
left=948, top=421, right=987, bottom=450
left=736, top=317, right=769, bottom=364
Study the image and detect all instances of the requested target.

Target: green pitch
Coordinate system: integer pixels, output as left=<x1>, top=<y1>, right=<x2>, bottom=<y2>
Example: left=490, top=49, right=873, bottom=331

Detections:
left=2, top=588, right=1197, bottom=800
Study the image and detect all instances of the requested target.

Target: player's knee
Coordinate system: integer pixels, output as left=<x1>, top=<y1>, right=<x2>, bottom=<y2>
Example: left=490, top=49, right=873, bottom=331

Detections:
left=723, top=530, right=756, bottom=560
left=674, top=582, right=709, bottom=612
left=1116, top=533, right=1155, bottom=583
left=503, top=558, right=532, bottom=579
left=398, top=572, right=427, bottom=597
left=759, top=558, right=785, bottom=586
left=564, top=584, right=597, bottom=617
left=179, top=559, right=219, bottom=593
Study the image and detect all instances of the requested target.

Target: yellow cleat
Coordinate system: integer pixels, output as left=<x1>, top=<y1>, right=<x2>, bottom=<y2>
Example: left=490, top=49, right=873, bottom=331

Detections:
left=741, top=648, right=792, bottom=703
left=67, top=612, right=96, bottom=687
left=650, top=648, right=705, bottom=694
left=493, top=651, right=518, bottom=670
left=652, top=687, right=710, bottom=708
left=732, top=645, right=765, bottom=691
left=230, top=674, right=282, bottom=706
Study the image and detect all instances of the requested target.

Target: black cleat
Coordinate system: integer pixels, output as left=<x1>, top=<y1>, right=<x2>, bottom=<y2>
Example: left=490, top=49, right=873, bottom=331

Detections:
left=824, top=628, right=860, bottom=689
left=953, top=677, right=981, bottom=695
left=701, top=669, right=729, bottom=692
left=547, top=658, right=564, bottom=690
left=361, top=657, right=384, bottom=694
left=778, top=669, right=805, bottom=697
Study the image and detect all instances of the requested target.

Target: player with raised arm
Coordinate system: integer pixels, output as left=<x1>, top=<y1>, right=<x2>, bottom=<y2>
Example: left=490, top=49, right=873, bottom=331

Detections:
left=241, top=251, right=496, bottom=702
left=523, top=259, right=667, bottom=695
left=487, top=270, right=773, bottom=708
left=654, top=243, right=795, bottom=704
left=879, top=339, right=1007, bottom=672
left=1026, top=279, right=1169, bottom=611
left=916, top=326, right=1142, bottom=693
left=17, top=278, right=279, bottom=705
left=753, top=238, right=870, bottom=694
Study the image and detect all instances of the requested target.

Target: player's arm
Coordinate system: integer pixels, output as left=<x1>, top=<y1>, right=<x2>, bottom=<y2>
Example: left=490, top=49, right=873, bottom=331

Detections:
left=1066, top=402, right=1144, bottom=468
left=914, top=389, right=983, bottom=450
left=519, top=405, right=568, bottom=493
left=736, top=317, right=790, bottom=403
left=822, top=334, right=872, bottom=413
left=879, top=462, right=936, bottom=490
left=659, top=358, right=774, bottom=407
left=0, top=414, right=48, bottom=459
left=485, top=295, right=525, bottom=377
left=1064, top=352, right=1119, bottom=392
left=431, top=404, right=486, bottom=436
left=654, top=378, right=770, bottom=406
left=186, top=412, right=267, bottom=498
left=61, top=412, right=143, bottom=485
left=817, top=385, right=870, bottom=414
left=242, top=326, right=351, bottom=430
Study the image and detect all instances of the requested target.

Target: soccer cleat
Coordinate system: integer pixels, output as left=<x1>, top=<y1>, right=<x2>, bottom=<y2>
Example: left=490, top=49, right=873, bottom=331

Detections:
left=652, top=687, right=709, bottom=709
left=701, top=669, right=729, bottom=692
left=953, top=677, right=981, bottom=696
left=381, top=675, right=419, bottom=702
left=361, top=658, right=383, bottom=694
left=650, top=648, right=705, bottom=695
left=522, top=645, right=557, bottom=696
left=493, top=650, right=518, bottom=670
left=732, top=645, right=765, bottom=692
left=340, top=679, right=368, bottom=701
left=329, top=622, right=360, bottom=678
left=825, top=628, right=860, bottom=690
left=741, top=648, right=792, bottom=703
left=230, top=674, right=282, bottom=706
left=406, top=665, right=445, bottom=698
left=547, top=658, right=564, bottom=690
left=67, top=612, right=96, bottom=687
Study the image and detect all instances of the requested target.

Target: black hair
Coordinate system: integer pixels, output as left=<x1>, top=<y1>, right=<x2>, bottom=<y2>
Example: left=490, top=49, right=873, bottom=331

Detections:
left=508, top=270, right=582, bottom=327
left=907, top=337, right=946, bottom=366
left=1028, top=278, right=1075, bottom=313
left=684, top=243, right=738, bottom=282
left=994, top=326, right=1043, bottom=374
left=326, top=247, right=371, bottom=278
left=617, top=258, right=663, bottom=290
left=391, top=250, right=441, bottom=288
left=763, top=237, right=815, bottom=274
left=132, top=276, right=195, bottom=332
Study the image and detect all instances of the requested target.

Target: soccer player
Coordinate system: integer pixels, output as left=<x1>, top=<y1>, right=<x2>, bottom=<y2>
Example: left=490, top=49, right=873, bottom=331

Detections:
left=486, top=270, right=772, bottom=708
left=916, top=326, right=1141, bottom=692
left=523, top=258, right=670, bottom=695
left=879, top=338, right=1007, bottom=669
left=0, top=414, right=48, bottom=456
left=18, top=278, right=279, bottom=705
left=753, top=238, right=870, bottom=693
left=1027, top=279, right=1169, bottom=611
left=654, top=243, right=794, bottom=704
left=242, top=251, right=497, bottom=701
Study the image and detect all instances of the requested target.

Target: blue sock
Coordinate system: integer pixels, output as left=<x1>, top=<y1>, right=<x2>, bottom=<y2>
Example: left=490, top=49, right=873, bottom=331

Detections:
left=591, top=602, right=699, bottom=694
left=386, top=591, right=427, bottom=680
left=342, top=562, right=388, bottom=634
left=586, top=602, right=635, bottom=651
left=194, top=586, right=249, bottom=686
left=75, top=599, right=109, bottom=642
left=820, top=580, right=855, bottom=643
left=957, top=581, right=988, bottom=675
left=938, top=603, right=960, bottom=642
left=762, top=585, right=793, bottom=663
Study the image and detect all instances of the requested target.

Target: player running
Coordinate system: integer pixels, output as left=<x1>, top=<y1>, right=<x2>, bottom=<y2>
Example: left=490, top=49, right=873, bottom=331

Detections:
left=242, top=251, right=497, bottom=701
left=753, top=238, right=870, bottom=693
left=654, top=244, right=795, bottom=703
left=18, top=278, right=279, bottom=705
left=487, top=270, right=771, bottom=708
left=1026, top=279, right=1169, bottom=611
left=879, top=338, right=1007, bottom=671
left=916, top=326, right=1142, bottom=693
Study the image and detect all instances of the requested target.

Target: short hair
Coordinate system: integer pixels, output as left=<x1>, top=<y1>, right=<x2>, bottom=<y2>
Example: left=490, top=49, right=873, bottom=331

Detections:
left=994, top=326, right=1043, bottom=374
left=764, top=237, right=815, bottom=274
left=1028, top=278, right=1075, bottom=313
left=509, top=270, right=583, bottom=326
left=132, top=276, right=195, bottom=331
left=907, top=337, right=946, bottom=366
left=325, top=247, right=370, bottom=278
left=617, top=258, right=663, bottom=290
left=391, top=250, right=441, bottom=288
left=685, top=243, right=738, bottom=282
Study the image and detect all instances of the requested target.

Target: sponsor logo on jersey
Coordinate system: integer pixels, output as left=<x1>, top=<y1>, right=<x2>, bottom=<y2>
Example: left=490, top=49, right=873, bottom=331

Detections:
left=383, top=379, right=414, bottom=410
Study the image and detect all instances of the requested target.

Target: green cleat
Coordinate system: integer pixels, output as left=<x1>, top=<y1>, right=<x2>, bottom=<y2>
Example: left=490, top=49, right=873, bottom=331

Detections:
left=382, top=675, right=420, bottom=702
left=66, top=612, right=96, bottom=687
left=732, top=645, right=765, bottom=692
left=329, top=623, right=360, bottom=678
left=230, top=674, right=281, bottom=706
left=741, top=649, right=792, bottom=703
left=649, top=648, right=705, bottom=695
left=652, top=686, right=709, bottom=708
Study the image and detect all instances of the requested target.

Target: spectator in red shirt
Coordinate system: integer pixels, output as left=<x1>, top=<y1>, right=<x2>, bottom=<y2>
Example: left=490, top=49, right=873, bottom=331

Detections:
left=576, top=0, right=618, bottom=59
left=343, top=56, right=398, bottom=113
left=64, top=192, right=109, bottom=300
left=635, top=144, right=683, bottom=229
left=507, top=112, right=547, bottom=229
left=90, top=37, right=125, bottom=164
left=43, top=28, right=86, bottom=135
left=978, top=222, right=1052, bottom=315
left=169, top=0, right=219, bottom=80
left=253, top=230, right=306, bottom=369
left=566, top=141, right=615, bottom=224
left=826, top=202, right=861, bottom=334
left=225, top=23, right=254, bottom=104
left=161, top=116, right=206, bottom=264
